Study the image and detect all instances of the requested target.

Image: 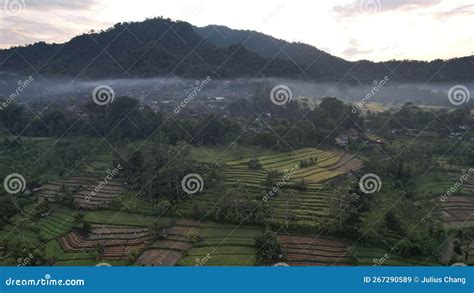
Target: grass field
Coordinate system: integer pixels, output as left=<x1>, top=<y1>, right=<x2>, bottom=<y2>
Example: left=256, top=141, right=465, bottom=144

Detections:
left=38, top=206, right=77, bottom=240
left=353, top=246, right=440, bottom=266
left=46, top=240, right=97, bottom=262
left=0, top=204, right=77, bottom=250
left=179, top=223, right=261, bottom=266
left=414, top=171, right=472, bottom=199
left=191, top=145, right=274, bottom=163
left=84, top=210, right=172, bottom=227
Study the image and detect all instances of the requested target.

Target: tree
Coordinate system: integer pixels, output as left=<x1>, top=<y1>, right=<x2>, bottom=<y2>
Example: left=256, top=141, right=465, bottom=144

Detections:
left=262, top=170, right=283, bottom=194
left=155, top=200, right=171, bottom=217
left=59, top=183, right=75, bottom=208
left=247, top=158, right=262, bottom=170
left=255, top=231, right=285, bottom=263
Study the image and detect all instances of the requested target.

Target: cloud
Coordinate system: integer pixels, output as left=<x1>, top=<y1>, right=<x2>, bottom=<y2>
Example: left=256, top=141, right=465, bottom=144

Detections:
left=0, top=16, right=72, bottom=47
left=433, top=4, right=474, bottom=18
left=342, top=39, right=374, bottom=60
left=334, top=0, right=442, bottom=17
left=0, top=0, right=100, bottom=12
left=0, top=0, right=112, bottom=49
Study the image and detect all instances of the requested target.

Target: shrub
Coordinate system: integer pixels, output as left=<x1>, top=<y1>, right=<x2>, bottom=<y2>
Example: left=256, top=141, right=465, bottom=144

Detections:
left=299, top=157, right=317, bottom=168
left=292, top=179, right=308, bottom=191
left=255, top=231, right=285, bottom=262
left=247, top=158, right=262, bottom=170
left=82, top=222, right=92, bottom=234
left=155, top=200, right=171, bottom=216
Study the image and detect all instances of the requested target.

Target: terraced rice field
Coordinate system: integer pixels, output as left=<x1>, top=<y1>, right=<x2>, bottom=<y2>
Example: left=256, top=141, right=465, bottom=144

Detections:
left=277, top=234, right=352, bottom=266
left=38, top=176, right=123, bottom=209
left=60, top=225, right=154, bottom=261
left=179, top=223, right=261, bottom=266
left=265, top=184, right=336, bottom=228
left=38, top=207, right=77, bottom=240
left=79, top=151, right=115, bottom=175
left=225, top=148, right=362, bottom=183
left=58, top=210, right=173, bottom=261
left=0, top=205, right=76, bottom=251
left=84, top=211, right=171, bottom=227
left=135, top=219, right=200, bottom=266
left=440, top=196, right=474, bottom=229
left=464, top=176, right=474, bottom=193
left=225, top=148, right=362, bottom=228
left=414, top=172, right=471, bottom=199
left=175, top=148, right=362, bottom=229
left=46, top=239, right=98, bottom=264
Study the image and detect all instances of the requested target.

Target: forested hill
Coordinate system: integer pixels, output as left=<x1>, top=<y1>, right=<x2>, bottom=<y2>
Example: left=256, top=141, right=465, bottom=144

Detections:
left=0, top=18, right=301, bottom=79
left=1, top=17, right=473, bottom=82
left=195, top=25, right=474, bottom=82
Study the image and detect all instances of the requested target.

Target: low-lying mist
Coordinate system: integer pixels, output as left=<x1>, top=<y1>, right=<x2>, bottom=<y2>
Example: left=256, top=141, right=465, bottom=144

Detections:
left=0, top=75, right=471, bottom=108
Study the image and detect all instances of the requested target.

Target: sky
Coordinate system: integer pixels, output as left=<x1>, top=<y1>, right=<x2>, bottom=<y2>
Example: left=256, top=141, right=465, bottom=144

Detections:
left=0, top=0, right=472, bottom=61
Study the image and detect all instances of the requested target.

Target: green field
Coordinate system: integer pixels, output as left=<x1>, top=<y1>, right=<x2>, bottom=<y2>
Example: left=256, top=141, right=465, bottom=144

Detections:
left=353, top=246, right=440, bottom=266
left=38, top=207, right=78, bottom=240
left=179, top=223, right=261, bottom=266
left=84, top=210, right=172, bottom=227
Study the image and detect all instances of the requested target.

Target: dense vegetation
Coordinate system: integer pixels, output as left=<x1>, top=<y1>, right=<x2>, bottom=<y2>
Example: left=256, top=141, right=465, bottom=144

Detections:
left=0, top=90, right=473, bottom=266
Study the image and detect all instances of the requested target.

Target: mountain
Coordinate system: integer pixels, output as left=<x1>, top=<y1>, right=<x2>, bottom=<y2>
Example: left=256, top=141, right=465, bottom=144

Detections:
left=194, top=25, right=352, bottom=80
left=0, top=17, right=472, bottom=82
left=195, top=25, right=474, bottom=83
left=0, top=18, right=301, bottom=79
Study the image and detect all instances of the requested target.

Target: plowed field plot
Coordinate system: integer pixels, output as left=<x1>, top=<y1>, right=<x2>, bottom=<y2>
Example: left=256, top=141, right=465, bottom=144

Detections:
left=135, top=219, right=201, bottom=266
left=277, top=234, right=352, bottom=266
left=38, top=176, right=123, bottom=209
left=60, top=224, right=155, bottom=261
left=440, top=196, right=474, bottom=229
